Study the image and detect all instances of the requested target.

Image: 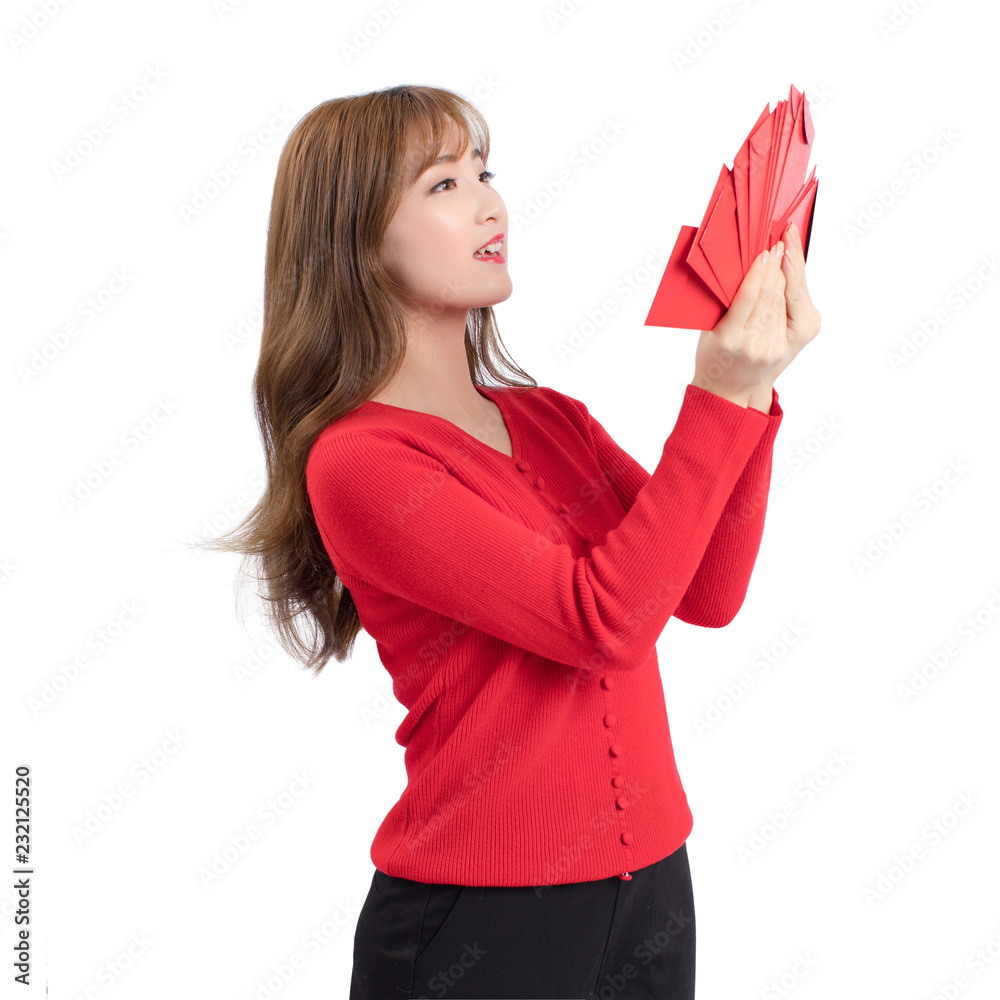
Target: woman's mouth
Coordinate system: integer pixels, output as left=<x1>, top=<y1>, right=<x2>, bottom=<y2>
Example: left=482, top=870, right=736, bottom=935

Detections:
left=473, top=236, right=506, bottom=262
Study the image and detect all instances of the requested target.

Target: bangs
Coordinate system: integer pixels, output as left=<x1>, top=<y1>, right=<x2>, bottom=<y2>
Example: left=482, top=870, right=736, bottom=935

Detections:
left=401, top=97, right=490, bottom=187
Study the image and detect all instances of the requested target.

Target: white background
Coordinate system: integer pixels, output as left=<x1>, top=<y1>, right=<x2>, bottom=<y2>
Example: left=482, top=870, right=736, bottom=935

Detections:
left=4, top=0, right=1000, bottom=997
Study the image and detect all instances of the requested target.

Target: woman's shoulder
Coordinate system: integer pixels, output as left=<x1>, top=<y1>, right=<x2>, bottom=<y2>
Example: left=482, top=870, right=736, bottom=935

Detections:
left=497, top=382, right=589, bottom=418
left=306, top=403, right=420, bottom=473
left=497, top=382, right=596, bottom=449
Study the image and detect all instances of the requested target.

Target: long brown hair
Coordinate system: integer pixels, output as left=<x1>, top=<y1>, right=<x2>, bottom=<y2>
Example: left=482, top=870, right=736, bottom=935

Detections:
left=195, top=85, right=536, bottom=674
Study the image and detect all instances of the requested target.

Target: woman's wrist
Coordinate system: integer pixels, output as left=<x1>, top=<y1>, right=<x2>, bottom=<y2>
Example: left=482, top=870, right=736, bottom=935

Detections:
left=747, top=380, right=775, bottom=414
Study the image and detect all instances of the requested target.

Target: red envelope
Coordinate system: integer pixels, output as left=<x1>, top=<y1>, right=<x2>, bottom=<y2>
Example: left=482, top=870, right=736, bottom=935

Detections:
left=646, top=84, right=818, bottom=331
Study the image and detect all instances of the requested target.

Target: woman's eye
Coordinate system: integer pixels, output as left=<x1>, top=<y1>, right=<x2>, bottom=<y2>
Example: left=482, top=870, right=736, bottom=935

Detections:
left=432, top=170, right=496, bottom=192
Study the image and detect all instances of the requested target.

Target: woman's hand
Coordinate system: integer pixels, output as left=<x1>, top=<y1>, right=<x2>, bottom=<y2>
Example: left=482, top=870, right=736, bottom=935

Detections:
left=693, top=234, right=791, bottom=407
left=769, top=219, right=821, bottom=383
left=694, top=220, right=821, bottom=411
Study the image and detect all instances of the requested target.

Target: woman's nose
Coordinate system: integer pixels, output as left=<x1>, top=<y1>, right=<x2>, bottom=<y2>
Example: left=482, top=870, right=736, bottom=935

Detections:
left=478, top=185, right=504, bottom=221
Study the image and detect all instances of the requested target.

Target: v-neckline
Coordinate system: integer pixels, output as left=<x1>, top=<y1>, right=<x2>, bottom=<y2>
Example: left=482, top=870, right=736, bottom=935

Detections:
left=360, top=384, right=521, bottom=462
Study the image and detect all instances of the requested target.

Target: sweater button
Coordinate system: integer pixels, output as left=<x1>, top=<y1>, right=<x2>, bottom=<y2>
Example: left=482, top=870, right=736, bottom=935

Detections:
left=609, top=743, right=623, bottom=757
left=616, top=796, right=628, bottom=809
left=612, top=775, right=624, bottom=788
left=620, top=831, right=633, bottom=845
left=600, top=675, right=613, bottom=690
left=516, top=459, right=530, bottom=472
left=557, top=504, right=569, bottom=514
left=604, top=714, right=617, bottom=727
left=533, top=476, right=545, bottom=490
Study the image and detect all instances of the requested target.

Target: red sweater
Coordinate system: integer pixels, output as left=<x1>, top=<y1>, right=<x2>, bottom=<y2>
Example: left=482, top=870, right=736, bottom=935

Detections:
left=306, top=381, right=782, bottom=886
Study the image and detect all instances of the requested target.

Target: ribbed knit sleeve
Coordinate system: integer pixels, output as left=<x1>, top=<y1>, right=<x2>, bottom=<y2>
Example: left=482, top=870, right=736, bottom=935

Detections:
left=582, top=386, right=784, bottom=627
left=306, top=384, right=772, bottom=673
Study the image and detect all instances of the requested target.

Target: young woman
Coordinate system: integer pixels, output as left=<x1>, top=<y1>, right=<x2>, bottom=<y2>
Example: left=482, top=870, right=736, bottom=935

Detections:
left=206, top=85, right=820, bottom=999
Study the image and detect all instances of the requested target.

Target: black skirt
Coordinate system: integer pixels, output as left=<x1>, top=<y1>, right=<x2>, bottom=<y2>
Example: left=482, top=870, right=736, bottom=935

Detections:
left=349, top=840, right=696, bottom=999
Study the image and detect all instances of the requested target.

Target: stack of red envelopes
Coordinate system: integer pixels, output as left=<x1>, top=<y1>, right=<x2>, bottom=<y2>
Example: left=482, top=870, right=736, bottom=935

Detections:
left=645, top=83, right=818, bottom=331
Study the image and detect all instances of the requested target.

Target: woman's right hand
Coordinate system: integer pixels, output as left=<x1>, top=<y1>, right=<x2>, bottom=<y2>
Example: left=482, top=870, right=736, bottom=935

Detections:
left=691, top=237, right=791, bottom=407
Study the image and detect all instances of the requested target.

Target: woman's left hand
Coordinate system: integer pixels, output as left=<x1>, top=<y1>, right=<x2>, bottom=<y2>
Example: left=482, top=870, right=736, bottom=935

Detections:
left=767, top=219, right=821, bottom=383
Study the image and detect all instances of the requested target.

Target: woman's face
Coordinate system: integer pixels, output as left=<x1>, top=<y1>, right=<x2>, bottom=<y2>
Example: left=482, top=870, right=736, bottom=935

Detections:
left=381, top=126, right=512, bottom=316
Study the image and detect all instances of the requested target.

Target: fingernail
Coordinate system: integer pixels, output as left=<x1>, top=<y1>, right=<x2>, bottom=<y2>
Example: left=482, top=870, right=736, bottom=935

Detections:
left=760, top=249, right=769, bottom=264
